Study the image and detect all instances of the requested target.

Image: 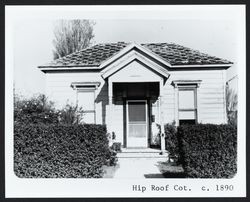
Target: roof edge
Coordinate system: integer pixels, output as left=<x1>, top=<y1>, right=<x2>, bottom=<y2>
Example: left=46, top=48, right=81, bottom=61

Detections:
left=39, top=62, right=232, bottom=73
left=171, top=63, right=233, bottom=68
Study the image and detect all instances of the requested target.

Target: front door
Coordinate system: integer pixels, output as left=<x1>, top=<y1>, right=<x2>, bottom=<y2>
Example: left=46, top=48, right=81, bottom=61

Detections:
left=127, top=100, right=148, bottom=147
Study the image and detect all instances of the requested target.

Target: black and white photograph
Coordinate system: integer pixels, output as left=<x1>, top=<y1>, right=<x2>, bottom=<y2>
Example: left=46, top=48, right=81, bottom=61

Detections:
left=5, top=5, right=246, bottom=198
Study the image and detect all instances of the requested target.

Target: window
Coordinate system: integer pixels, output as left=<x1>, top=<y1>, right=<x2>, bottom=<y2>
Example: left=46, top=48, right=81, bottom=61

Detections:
left=172, top=80, right=201, bottom=126
left=71, top=82, right=100, bottom=124
left=77, top=90, right=95, bottom=124
left=178, top=88, right=197, bottom=125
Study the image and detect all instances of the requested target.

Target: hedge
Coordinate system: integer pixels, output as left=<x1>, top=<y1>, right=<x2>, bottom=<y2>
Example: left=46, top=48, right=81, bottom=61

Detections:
left=178, top=124, right=237, bottom=178
left=164, top=123, right=179, bottom=161
left=14, top=123, right=117, bottom=178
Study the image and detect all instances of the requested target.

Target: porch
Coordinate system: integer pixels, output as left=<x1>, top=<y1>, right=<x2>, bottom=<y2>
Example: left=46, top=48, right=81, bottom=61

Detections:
left=106, top=81, right=167, bottom=153
left=99, top=48, right=171, bottom=152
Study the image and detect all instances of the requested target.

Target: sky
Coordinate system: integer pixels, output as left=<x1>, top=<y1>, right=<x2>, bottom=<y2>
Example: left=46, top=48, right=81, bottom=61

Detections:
left=8, top=6, right=244, bottom=97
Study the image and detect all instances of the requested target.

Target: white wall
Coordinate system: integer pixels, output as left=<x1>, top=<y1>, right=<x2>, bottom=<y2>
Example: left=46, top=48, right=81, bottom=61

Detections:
left=45, top=67, right=227, bottom=145
left=162, top=69, right=227, bottom=124
left=45, top=71, right=107, bottom=125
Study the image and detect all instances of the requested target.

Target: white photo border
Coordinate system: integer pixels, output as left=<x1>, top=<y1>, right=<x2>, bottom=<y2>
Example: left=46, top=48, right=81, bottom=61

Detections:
left=5, top=5, right=246, bottom=198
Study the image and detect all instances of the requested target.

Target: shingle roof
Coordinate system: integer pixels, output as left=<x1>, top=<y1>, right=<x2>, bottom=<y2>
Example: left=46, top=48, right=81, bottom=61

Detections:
left=40, top=42, right=232, bottom=68
left=142, top=43, right=232, bottom=65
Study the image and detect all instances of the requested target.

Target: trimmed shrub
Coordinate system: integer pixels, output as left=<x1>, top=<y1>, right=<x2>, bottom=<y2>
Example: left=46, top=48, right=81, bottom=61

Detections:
left=164, top=122, right=179, bottom=161
left=14, top=123, right=117, bottom=178
left=178, top=124, right=237, bottom=178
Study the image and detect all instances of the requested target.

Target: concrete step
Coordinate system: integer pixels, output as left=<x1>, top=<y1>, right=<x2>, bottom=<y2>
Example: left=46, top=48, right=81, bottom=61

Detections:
left=121, top=148, right=161, bottom=153
left=117, top=153, right=169, bottom=159
left=117, top=148, right=169, bottom=159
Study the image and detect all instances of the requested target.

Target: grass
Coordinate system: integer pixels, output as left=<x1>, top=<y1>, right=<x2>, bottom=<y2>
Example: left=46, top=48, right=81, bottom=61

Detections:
left=102, top=164, right=120, bottom=178
left=144, top=161, right=186, bottom=178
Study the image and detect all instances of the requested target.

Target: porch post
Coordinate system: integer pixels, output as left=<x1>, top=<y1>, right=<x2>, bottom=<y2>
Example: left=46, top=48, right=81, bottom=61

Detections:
left=159, top=80, right=166, bottom=154
left=108, top=79, right=114, bottom=145
left=174, top=84, right=179, bottom=126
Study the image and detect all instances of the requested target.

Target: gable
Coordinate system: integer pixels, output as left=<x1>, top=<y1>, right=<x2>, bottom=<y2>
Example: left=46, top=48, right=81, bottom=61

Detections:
left=108, top=60, right=165, bottom=82
left=101, top=48, right=170, bottom=80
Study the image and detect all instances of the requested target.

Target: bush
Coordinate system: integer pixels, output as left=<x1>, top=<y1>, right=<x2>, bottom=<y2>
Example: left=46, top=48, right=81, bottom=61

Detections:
left=14, top=94, right=59, bottom=124
left=111, top=142, right=122, bottom=152
left=228, top=111, right=237, bottom=126
left=14, top=94, right=85, bottom=125
left=178, top=124, right=237, bottom=178
left=226, top=85, right=237, bottom=126
left=164, top=122, right=179, bottom=161
left=14, top=123, right=117, bottom=178
left=58, top=104, right=84, bottom=125
left=151, top=123, right=161, bottom=147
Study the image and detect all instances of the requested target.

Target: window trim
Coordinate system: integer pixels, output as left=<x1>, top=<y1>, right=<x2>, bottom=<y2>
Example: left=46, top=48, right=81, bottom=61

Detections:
left=178, top=87, right=197, bottom=125
left=76, top=89, right=96, bottom=124
left=72, top=82, right=100, bottom=124
left=172, top=80, right=201, bottom=126
left=172, top=80, right=202, bottom=88
left=71, top=82, right=100, bottom=90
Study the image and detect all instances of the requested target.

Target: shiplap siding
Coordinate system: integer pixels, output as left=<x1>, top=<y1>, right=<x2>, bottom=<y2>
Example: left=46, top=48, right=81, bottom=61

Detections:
left=45, top=72, right=108, bottom=125
left=162, top=70, right=227, bottom=124
left=45, top=66, right=227, bottom=145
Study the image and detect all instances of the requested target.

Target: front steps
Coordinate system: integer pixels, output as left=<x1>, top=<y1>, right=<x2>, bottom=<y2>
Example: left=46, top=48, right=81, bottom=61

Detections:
left=117, top=148, right=169, bottom=160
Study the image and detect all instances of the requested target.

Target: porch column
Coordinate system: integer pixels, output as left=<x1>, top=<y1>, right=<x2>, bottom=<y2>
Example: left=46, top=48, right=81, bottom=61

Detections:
left=174, top=84, right=179, bottom=126
left=196, top=83, right=201, bottom=124
left=159, top=80, right=166, bottom=154
left=108, top=79, right=114, bottom=144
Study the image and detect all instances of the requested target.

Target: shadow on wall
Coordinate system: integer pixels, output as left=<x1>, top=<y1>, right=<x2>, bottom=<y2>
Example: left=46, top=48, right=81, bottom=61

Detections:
left=95, top=82, right=108, bottom=125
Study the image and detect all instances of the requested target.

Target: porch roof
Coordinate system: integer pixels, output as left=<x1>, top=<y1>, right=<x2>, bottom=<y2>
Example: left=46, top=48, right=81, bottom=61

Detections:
left=38, top=42, right=233, bottom=69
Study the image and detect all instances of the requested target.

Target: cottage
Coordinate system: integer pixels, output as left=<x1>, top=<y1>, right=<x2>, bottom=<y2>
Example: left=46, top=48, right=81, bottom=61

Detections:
left=39, top=42, right=233, bottom=151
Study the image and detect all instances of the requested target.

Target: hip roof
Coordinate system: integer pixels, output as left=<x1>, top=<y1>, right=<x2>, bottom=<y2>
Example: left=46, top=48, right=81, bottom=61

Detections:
left=39, top=42, right=233, bottom=69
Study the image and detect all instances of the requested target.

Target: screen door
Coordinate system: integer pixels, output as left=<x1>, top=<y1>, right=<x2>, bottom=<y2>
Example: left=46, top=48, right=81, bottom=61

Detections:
left=127, top=101, right=147, bottom=147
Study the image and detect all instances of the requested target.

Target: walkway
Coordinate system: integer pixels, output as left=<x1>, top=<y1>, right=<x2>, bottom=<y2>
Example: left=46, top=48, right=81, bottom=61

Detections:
left=103, top=148, right=185, bottom=178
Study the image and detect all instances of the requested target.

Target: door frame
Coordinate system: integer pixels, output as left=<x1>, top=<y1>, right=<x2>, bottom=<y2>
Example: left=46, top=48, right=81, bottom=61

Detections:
left=126, top=100, right=148, bottom=148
